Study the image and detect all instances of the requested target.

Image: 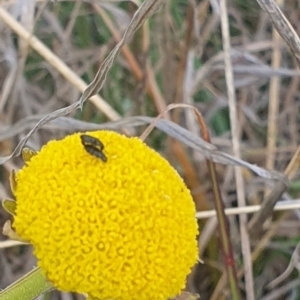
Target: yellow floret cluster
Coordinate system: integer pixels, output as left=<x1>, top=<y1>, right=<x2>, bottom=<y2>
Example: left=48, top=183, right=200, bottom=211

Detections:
left=13, top=130, right=198, bottom=300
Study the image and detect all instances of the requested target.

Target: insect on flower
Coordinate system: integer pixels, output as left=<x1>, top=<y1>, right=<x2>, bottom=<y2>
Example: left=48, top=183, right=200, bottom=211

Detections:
left=80, top=134, right=107, bottom=162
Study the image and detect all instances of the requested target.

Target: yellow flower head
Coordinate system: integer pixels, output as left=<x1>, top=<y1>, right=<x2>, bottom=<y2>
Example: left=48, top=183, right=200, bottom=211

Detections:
left=13, top=131, right=198, bottom=300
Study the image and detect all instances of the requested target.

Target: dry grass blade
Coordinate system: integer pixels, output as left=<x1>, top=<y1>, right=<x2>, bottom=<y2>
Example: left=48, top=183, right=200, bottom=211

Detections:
left=0, top=240, right=26, bottom=249
left=220, top=0, right=253, bottom=297
left=0, top=114, right=145, bottom=141
left=255, top=0, right=300, bottom=67
left=196, top=200, right=300, bottom=219
left=265, top=0, right=282, bottom=193
left=0, top=0, right=165, bottom=165
left=0, top=114, right=287, bottom=183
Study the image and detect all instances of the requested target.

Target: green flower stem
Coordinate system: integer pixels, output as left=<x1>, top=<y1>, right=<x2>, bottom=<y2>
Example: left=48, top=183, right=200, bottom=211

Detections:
left=0, top=267, right=54, bottom=300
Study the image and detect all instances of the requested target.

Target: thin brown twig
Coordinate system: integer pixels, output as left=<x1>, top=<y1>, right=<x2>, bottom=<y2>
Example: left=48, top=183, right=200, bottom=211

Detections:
left=193, top=113, right=241, bottom=300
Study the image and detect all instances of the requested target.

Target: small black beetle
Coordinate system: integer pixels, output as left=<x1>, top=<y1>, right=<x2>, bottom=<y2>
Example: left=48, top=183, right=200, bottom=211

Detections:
left=80, top=134, right=107, bottom=162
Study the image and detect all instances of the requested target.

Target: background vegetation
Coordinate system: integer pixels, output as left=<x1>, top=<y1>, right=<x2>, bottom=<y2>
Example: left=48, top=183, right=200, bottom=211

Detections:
left=0, top=0, right=300, bottom=299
